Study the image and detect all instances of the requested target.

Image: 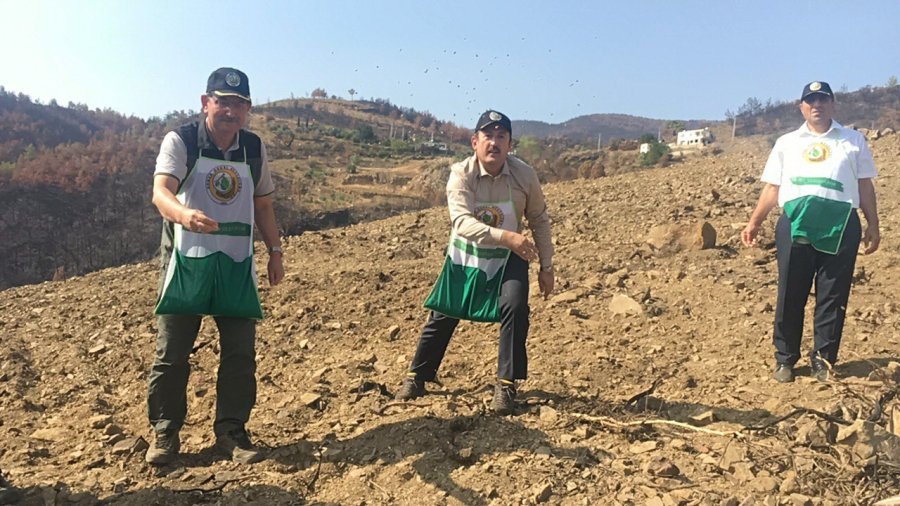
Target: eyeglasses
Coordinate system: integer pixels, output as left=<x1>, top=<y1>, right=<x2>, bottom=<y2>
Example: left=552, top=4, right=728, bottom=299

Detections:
left=208, top=95, right=250, bottom=109
left=802, top=94, right=832, bottom=105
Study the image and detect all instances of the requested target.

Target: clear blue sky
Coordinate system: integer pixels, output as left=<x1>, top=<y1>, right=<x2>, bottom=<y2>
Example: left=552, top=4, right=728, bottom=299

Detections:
left=2, top=0, right=898, bottom=126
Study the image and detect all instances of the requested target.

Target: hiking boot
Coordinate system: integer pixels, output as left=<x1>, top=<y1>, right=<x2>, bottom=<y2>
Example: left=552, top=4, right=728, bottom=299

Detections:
left=397, top=376, right=426, bottom=400
left=773, top=364, right=794, bottom=383
left=216, top=428, right=264, bottom=464
left=811, top=358, right=830, bottom=382
left=492, top=381, right=517, bottom=415
left=145, top=429, right=180, bottom=465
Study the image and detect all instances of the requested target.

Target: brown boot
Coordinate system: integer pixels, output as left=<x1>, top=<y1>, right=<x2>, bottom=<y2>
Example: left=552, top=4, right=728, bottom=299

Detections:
left=492, top=380, right=517, bottom=415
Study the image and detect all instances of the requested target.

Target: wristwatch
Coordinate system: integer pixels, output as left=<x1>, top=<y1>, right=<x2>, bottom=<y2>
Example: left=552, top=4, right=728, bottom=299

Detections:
left=268, top=246, right=283, bottom=255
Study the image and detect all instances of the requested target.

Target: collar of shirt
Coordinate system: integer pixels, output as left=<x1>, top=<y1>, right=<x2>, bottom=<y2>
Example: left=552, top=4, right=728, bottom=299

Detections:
left=476, top=158, right=511, bottom=178
left=798, top=119, right=841, bottom=138
left=200, top=121, right=241, bottom=153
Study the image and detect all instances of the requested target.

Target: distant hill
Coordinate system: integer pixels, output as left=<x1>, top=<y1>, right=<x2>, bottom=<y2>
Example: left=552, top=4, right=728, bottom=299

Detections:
left=733, top=84, right=900, bottom=136
left=515, top=114, right=710, bottom=143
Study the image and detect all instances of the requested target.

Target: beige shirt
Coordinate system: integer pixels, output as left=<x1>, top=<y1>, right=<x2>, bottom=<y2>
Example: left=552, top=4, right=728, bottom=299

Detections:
left=446, top=154, right=554, bottom=270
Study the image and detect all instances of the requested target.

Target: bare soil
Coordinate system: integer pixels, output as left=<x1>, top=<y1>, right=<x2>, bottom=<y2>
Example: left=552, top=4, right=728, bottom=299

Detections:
left=2, top=133, right=900, bottom=505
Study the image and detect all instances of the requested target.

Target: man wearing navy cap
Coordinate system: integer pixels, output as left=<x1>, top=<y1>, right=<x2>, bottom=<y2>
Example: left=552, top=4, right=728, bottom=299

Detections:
left=146, top=67, right=284, bottom=464
left=398, top=110, right=555, bottom=415
left=742, top=81, right=880, bottom=383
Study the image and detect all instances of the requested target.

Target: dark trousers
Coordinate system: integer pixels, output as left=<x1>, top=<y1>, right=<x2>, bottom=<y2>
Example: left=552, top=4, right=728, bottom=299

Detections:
left=409, top=253, right=530, bottom=381
left=147, top=314, right=257, bottom=437
left=773, top=212, right=861, bottom=366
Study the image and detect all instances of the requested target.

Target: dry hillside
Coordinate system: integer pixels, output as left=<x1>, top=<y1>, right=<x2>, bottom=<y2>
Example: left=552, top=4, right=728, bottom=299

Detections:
left=1, top=132, right=900, bottom=505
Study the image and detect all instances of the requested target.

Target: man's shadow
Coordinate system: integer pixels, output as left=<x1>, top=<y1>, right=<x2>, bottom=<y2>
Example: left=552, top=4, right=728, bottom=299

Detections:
left=269, top=410, right=599, bottom=506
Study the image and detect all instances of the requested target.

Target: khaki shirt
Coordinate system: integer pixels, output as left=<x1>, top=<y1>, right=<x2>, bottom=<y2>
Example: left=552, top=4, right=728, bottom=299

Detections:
left=446, top=154, right=554, bottom=270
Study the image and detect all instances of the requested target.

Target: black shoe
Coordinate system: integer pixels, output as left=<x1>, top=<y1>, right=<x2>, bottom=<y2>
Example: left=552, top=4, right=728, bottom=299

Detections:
left=492, top=381, right=517, bottom=415
left=811, top=358, right=830, bottom=382
left=397, top=376, right=426, bottom=400
left=145, top=429, right=180, bottom=465
left=216, top=428, right=263, bottom=464
left=773, top=363, right=794, bottom=383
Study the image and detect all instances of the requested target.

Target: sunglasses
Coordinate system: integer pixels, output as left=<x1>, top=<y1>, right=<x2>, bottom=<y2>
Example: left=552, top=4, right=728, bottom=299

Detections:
left=208, top=95, right=250, bottom=109
left=802, top=94, right=832, bottom=105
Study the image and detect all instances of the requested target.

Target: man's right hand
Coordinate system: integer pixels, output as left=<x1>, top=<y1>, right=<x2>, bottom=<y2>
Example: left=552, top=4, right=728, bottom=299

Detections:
left=501, top=230, right=538, bottom=262
left=181, top=208, right=219, bottom=234
left=741, top=222, right=760, bottom=247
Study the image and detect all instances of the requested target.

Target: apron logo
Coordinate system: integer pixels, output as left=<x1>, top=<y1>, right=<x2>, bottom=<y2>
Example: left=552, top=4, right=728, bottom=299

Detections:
left=206, top=165, right=242, bottom=204
left=475, top=205, right=504, bottom=227
left=804, top=143, right=829, bottom=162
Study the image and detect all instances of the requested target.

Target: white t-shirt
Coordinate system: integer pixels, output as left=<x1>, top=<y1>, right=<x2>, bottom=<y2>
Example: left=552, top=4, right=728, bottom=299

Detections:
left=761, top=120, right=876, bottom=208
left=154, top=128, right=275, bottom=197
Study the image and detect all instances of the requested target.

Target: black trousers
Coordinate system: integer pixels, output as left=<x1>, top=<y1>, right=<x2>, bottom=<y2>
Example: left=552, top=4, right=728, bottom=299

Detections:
left=409, top=253, right=530, bottom=381
left=773, top=212, right=861, bottom=366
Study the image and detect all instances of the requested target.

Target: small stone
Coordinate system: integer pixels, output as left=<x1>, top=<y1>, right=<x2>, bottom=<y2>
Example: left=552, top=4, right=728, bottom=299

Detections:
left=310, top=367, right=330, bottom=383
left=300, top=393, right=322, bottom=406
left=539, top=406, right=559, bottom=424
left=643, top=456, right=680, bottom=477
left=531, top=482, right=552, bottom=503
left=88, top=344, right=107, bottom=355
left=788, top=494, right=813, bottom=506
left=386, top=325, right=401, bottom=341
left=629, top=440, right=658, bottom=454
left=31, top=427, right=68, bottom=442
left=112, top=436, right=149, bottom=455
left=751, top=476, right=779, bottom=493
left=690, top=409, right=717, bottom=426
left=609, top=294, right=643, bottom=316
left=89, top=415, right=113, bottom=429
left=573, top=426, right=594, bottom=439
left=567, top=308, right=588, bottom=319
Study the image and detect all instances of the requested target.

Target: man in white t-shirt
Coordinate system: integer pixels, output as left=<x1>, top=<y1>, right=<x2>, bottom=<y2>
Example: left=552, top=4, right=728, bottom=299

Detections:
left=742, top=81, right=880, bottom=383
left=146, top=68, right=284, bottom=465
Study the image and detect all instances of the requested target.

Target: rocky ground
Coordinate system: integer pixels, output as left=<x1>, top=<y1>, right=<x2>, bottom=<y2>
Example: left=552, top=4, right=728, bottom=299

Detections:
left=1, top=132, right=900, bottom=505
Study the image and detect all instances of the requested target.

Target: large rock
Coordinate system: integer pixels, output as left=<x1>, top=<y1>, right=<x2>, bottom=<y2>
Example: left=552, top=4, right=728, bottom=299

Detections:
left=645, top=221, right=717, bottom=255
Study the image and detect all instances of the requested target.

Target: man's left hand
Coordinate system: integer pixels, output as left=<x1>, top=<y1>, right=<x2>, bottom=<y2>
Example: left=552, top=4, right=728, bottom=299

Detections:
left=538, top=270, right=554, bottom=300
left=268, top=255, right=285, bottom=286
left=863, top=226, right=881, bottom=255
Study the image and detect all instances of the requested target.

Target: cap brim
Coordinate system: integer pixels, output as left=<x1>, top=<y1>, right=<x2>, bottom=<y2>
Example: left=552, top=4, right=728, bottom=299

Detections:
left=212, top=90, right=251, bottom=102
left=478, top=121, right=510, bottom=132
left=802, top=91, right=832, bottom=100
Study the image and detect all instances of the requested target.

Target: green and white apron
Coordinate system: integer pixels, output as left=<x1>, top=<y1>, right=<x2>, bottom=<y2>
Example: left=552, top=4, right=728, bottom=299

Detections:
left=782, top=139, right=856, bottom=255
left=424, top=188, right=517, bottom=323
left=155, top=152, right=262, bottom=319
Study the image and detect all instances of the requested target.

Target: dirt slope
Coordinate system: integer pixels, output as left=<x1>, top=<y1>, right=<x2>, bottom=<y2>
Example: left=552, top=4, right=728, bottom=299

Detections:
left=1, top=133, right=900, bottom=505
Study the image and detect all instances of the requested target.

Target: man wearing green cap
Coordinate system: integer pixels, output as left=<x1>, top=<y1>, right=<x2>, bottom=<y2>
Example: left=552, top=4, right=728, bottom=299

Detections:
left=742, top=81, right=880, bottom=383
left=146, top=67, right=284, bottom=465
left=398, top=110, right=555, bottom=415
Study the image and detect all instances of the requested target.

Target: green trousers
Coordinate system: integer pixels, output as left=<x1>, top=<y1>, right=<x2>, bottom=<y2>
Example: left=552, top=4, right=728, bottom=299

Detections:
left=147, top=314, right=256, bottom=437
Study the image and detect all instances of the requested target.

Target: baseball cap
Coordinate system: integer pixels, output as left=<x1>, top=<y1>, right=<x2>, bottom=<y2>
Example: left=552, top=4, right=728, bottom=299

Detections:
left=475, top=110, right=512, bottom=134
left=801, top=81, right=833, bottom=101
left=207, top=67, right=251, bottom=102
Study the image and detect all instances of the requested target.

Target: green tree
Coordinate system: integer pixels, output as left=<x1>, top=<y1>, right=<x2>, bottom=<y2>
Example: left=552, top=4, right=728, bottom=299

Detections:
left=348, top=88, right=357, bottom=100
left=354, top=125, right=376, bottom=143
left=311, top=87, right=327, bottom=99
left=665, top=121, right=684, bottom=135
left=887, top=76, right=899, bottom=87
left=640, top=140, right=669, bottom=167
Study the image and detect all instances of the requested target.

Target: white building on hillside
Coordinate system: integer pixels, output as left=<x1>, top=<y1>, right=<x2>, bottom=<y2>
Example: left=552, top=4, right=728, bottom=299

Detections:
left=676, top=128, right=713, bottom=146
